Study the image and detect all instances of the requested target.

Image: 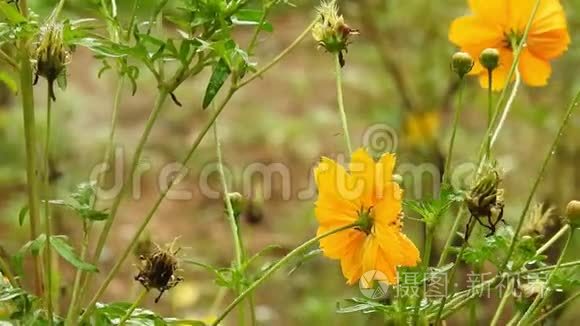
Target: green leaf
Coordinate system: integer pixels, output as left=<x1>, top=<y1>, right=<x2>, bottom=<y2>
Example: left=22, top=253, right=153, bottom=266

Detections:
left=232, top=9, right=273, bottom=32
left=18, top=205, right=29, bottom=226
left=50, top=236, right=98, bottom=272
left=0, top=3, right=26, bottom=24
left=0, top=71, right=17, bottom=94
left=202, top=59, right=231, bottom=109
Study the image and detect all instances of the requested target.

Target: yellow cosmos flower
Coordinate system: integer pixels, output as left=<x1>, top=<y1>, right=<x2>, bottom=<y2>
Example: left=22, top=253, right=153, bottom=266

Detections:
left=449, top=0, right=570, bottom=90
left=314, top=148, right=420, bottom=285
left=404, top=111, right=440, bottom=147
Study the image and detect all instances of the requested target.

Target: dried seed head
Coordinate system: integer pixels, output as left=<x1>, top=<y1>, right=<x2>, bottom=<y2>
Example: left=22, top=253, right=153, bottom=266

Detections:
left=451, top=52, right=474, bottom=78
left=479, top=48, right=500, bottom=71
left=135, top=239, right=183, bottom=303
left=312, top=0, right=358, bottom=66
left=522, top=203, right=559, bottom=237
left=34, top=23, right=70, bottom=100
left=566, top=200, right=580, bottom=227
left=465, top=168, right=505, bottom=237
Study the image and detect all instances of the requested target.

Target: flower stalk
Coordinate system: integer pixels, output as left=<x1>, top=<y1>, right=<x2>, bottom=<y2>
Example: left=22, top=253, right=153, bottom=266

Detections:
left=334, top=53, right=352, bottom=156
left=118, top=288, right=148, bottom=326
left=211, top=223, right=358, bottom=326
left=43, top=85, right=55, bottom=325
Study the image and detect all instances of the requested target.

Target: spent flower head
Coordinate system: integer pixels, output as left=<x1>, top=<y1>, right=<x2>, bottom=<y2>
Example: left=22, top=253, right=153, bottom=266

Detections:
left=34, top=22, right=70, bottom=101
left=312, top=0, right=358, bottom=66
left=465, top=167, right=504, bottom=238
left=135, top=238, right=184, bottom=303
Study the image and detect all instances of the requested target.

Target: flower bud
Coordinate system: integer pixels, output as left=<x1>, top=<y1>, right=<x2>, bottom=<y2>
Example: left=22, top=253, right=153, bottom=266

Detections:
left=451, top=52, right=474, bottom=78
left=479, top=48, right=500, bottom=71
left=566, top=200, right=580, bottom=227
left=34, top=23, right=70, bottom=100
left=226, top=192, right=245, bottom=219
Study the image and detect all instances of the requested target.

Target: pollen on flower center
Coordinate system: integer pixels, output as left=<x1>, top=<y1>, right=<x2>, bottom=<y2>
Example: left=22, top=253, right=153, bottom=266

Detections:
left=355, top=206, right=374, bottom=234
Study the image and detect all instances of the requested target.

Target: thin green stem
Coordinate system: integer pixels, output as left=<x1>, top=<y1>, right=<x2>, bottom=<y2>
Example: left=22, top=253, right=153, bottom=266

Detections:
left=118, top=288, right=148, bottom=326
left=91, top=90, right=169, bottom=263
left=78, top=87, right=236, bottom=324
left=18, top=1, right=43, bottom=294
left=43, top=86, right=54, bottom=325
left=478, top=0, right=542, bottom=164
left=443, top=78, right=464, bottom=183
left=334, top=53, right=352, bottom=157
left=437, top=206, right=466, bottom=266
left=490, top=71, right=520, bottom=147
left=66, top=78, right=126, bottom=325
left=469, top=266, right=480, bottom=326
left=0, top=48, right=17, bottom=69
left=211, top=223, right=358, bottom=326
left=214, top=106, right=251, bottom=323
left=517, top=229, right=575, bottom=325
left=214, top=115, right=244, bottom=266
left=247, top=2, right=271, bottom=55
left=490, top=278, right=514, bottom=326
left=537, top=224, right=570, bottom=255
left=531, top=290, right=580, bottom=325
left=236, top=19, right=316, bottom=89
left=48, top=0, right=67, bottom=22
left=412, top=226, right=434, bottom=324
left=433, top=218, right=475, bottom=325
left=499, top=90, right=580, bottom=273
left=486, top=68, right=493, bottom=159
left=0, top=254, right=18, bottom=287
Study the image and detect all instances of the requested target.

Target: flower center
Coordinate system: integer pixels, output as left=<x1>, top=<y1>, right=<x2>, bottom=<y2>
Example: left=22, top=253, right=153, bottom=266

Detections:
left=356, top=206, right=374, bottom=234
left=503, top=30, right=524, bottom=50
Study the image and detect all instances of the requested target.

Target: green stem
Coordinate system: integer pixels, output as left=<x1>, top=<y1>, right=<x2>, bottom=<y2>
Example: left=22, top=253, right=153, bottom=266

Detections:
left=486, top=68, right=493, bottom=159
left=48, top=0, right=67, bottom=22
left=246, top=2, right=271, bottom=55
left=477, top=0, right=542, bottom=164
left=537, top=224, right=570, bottom=255
left=499, top=90, right=580, bottom=273
left=489, top=71, right=520, bottom=148
left=490, top=278, right=514, bottom=326
left=118, top=288, right=148, bottom=326
left=443, top=78, right=464, bottom=183
left=211, top=223, right=358, bottom=326
left=433, top=219, right=474, bottom=325
left=531, top=290, right=580, bottom=325
left=517, top=229, right=575, bottom=325
left=78, top=88, right=236, bottom=324
left=412, top=226, right=434, bottom=324
left=43, top=86, right=54, bottom=325
left=236, top=19, right=316, bottom=89
left=91, top=90, right=169, bottom=264
left=214, top=115, right=244, bottom=266
left=469, top=266, right=480, bottom=326
left=18, top=0, right=43, bottom=294
left=437, top=206, right=466, bottom=266
left=334, top=53, right=352, bottom=157
left=214, top=106, right=250, bottom=323
left=0, top=254, right=18, bottom=287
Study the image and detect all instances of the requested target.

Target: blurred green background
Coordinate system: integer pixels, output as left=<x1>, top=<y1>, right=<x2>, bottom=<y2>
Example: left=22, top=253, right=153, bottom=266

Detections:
left=1, top=0, right=580, bottom=324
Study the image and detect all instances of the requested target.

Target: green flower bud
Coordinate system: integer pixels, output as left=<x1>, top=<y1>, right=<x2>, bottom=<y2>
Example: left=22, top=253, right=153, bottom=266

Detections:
left=566, top=200, right=580, bottom=227
left=34, top=23, right=70, bottom=100
left=479, top=48, right=500, bottom=71
left=226, top=192, right=245, bottom=219
left=451, top=52, right=474, bottom=78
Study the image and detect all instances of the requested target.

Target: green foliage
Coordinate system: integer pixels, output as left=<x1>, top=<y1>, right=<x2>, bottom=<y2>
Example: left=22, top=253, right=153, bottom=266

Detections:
left=88, top=302, right=205, bottom=325
left=51, top=182, right=109, bottom=221
left=405, top=184, right=464, bottom=227
left=461, top=226, right=544, bottom=270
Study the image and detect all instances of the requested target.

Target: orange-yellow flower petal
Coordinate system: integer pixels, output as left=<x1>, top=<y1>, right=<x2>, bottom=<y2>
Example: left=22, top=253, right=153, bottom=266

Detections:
left=349, top=148, right=376, bottom=207
left=468, top=0, right=508, bottom=25
left=528, top=28, right=570, bottom=60
left=519, top=49, right=552, bottom=86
